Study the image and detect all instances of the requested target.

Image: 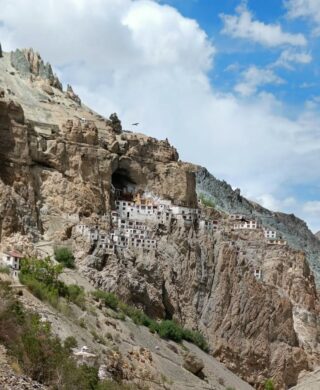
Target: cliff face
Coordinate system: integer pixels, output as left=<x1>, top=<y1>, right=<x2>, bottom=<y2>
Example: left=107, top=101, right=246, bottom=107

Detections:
left=196, top=167, right=320, bottom=287
left=0, top=48, right=320, bottom=389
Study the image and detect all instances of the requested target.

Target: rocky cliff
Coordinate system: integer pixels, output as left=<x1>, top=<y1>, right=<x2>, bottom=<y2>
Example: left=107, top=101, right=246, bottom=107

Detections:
left=0, top=47, right=320, bottom=389
left=196, top=167, right=320, bottom=287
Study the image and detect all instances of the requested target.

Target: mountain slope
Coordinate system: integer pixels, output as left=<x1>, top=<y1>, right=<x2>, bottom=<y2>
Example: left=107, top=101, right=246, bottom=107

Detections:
left=0, top=47, right=320, bottom=389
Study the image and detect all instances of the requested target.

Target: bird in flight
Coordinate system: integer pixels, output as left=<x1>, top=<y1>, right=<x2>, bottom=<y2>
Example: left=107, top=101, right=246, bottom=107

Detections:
left=131, top=123, right=139, bottom=126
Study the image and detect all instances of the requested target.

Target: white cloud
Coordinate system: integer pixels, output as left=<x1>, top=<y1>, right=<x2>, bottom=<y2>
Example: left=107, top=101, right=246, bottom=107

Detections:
left=234, top=66, right=284, bottom=96
left=273, top=49, right=312, bottom=69
left=252, top=193, right=297, bottom=212
left=1, top=0, right=320, bottom=230
left=285, top=0, right=320, bottom=35
left=221, top=3, right=307, bottom=47
left=303, top=201, right=320, bottom=216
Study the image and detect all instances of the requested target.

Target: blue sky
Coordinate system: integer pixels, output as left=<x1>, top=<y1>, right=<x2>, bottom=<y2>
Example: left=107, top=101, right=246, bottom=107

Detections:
left=161, top=0, right=319, bottom=104
left=1, top=0, right=320, bottom=231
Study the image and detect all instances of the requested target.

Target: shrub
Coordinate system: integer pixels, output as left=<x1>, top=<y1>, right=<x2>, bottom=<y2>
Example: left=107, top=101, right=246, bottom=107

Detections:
left=157, top=320, right=184, bottom=343
left=198, top=193, right=215, bottom=208
left=0, top=284, right=101, bottom=389
left=54, top=247, right=75, bottom=269
left=19, top=258, right=85, bottom=309
left=92, top=289, right=209, bottom=352
left=64, top=336, right=78, bottom=353
left=92, top=290, right=119, bottom=311
left=67, top=284, right=86, bottom=308
left=182, top=329, right=209, bottom=352
left=264, top=379, right=275, bottom=390
left=0, top=266, right=10, bottom=274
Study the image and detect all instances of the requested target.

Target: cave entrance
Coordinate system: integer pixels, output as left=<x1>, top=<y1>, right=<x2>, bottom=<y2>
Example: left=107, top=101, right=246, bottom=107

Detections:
left=111, top=169, right=136, bottom=200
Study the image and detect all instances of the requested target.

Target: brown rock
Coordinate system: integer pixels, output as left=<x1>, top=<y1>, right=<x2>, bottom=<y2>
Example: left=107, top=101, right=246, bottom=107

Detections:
left=183, top=352, right=204, bottom=375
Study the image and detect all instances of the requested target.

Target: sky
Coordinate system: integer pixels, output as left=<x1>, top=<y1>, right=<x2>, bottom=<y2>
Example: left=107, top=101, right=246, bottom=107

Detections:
left=1, top=0, right=320, bottom=231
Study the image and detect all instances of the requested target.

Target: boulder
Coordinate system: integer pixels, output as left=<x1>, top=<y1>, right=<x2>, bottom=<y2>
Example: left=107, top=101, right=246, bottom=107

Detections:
left=182, top=352, right=204, bottom=375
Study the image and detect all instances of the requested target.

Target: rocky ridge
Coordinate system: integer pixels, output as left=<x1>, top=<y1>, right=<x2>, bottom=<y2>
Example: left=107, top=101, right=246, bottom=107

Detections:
left=0, top=47, right=320, bottom=389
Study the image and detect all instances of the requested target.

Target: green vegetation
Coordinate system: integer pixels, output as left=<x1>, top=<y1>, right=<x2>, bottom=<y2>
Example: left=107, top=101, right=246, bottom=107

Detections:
left=0, top=265, right=10, bottom=274
left=0, top=281, right=137, bottom=389
left=54, top=246, right=75, bottom=269
left=19, top=257, right=85, bottom=309
left=93, top=290, right=119, bottom=311
left=264, top=379, right=275, bottom=390
left=198, top=193, right=215, bottom=208
left=93, top=289, right=209, bottom=352
left=64, top=336, right=78, bottom=353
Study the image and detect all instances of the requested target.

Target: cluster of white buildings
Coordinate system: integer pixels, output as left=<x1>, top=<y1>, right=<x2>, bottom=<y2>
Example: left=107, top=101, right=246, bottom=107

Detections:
left=75, top=192, right=222, bottom=255
left=114, top=198, right=202, bottom=226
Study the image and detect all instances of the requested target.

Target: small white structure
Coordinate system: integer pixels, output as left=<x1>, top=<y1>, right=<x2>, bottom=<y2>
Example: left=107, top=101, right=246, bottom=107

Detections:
left=267, top=239, right=287, bottom=246
left=263, top=229, right=277, bottom=239
left=254, top=269, right=262, bottom=280
left=233, top=220, right=258, bottom=230
left=230, top=214, right=247, bottom=220
left=73, top=346, right=96, bottom=366
left=1, top=250, right=23, bottom=278
left=199, top=219, right=218, bottom=232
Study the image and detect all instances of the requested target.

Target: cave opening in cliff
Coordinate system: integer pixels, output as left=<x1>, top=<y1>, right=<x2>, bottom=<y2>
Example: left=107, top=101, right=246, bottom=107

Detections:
left=112, top=168, right=137, bottom=200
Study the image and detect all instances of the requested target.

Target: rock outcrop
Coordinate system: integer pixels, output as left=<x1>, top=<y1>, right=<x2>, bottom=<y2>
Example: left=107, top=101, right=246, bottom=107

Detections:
left=66, top=84, right=81, bottom=105
left=10, top=48, right=62, bottom=90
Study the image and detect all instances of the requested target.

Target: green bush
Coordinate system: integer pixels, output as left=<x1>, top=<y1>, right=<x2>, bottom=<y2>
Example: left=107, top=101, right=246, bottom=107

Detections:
left=182, top=329, right=209, bottom=352
left=92, top=289, right=209, bottom=352
left=264, top=379, right=275, bottom=390
left=198, top=193, right=215, bottom=208
left=64, top=336, right=78, bottom=353
left=0, top=266, right=10, bottom=274
left=157, top=320, right=184, bottom=342
left=93, top=290, right=119, bottom=311
left=19, top=258, right=85, bottom=310
left=67, top=284, right=86, bottom=308
left=54, top=247, right=75, bottom=269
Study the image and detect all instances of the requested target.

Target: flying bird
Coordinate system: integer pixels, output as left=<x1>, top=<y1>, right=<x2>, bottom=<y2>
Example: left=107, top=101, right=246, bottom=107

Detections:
left=131, top=123, right=139, bottom=126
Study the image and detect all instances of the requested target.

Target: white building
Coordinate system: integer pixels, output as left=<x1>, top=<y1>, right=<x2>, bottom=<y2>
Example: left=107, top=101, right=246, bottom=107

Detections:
left=233, top=220, right=258, bottom=230
left=254, top=269, right=262, bottom=280
left=263, top=229, right=277, bottom=239
left=199, top=219, right=219, bottom=231
left=1, top=250, right=23, bottom=278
